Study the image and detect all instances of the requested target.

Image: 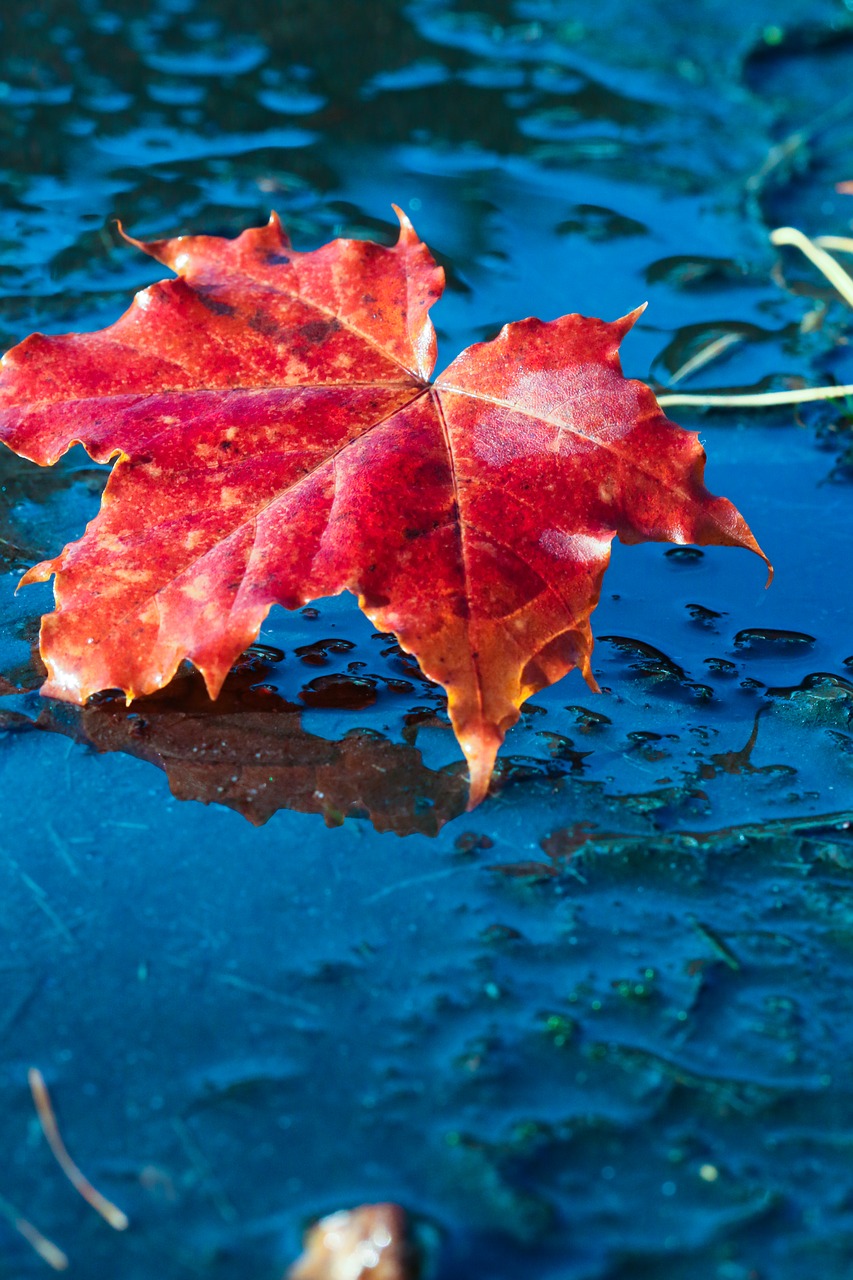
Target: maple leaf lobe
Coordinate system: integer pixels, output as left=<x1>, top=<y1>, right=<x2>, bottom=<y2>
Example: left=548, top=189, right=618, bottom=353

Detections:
left=0, top=210, right=768, bottom=808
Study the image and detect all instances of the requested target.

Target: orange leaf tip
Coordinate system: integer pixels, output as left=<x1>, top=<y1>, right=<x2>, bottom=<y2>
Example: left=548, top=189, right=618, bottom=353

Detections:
left=392, top=203, right=420, bottom=248
left=613, top=302, right=648, bottom=339
left=266, top=209, right=292, bottom=248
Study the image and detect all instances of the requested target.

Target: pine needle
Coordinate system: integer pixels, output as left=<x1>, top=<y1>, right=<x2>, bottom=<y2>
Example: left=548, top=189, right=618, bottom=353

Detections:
left=0, top=1193, right=69, bottom=1270
left=28, top=1068, right=129, bottom=1232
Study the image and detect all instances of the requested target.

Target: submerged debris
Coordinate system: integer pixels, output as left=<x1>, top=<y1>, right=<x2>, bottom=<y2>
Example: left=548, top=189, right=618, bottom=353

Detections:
left=287, top=1203, right=418, bottom=1280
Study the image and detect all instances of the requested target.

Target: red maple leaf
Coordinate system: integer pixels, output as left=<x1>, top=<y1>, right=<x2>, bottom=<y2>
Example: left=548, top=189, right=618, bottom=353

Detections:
left=0, top=209, right=768, bottom=807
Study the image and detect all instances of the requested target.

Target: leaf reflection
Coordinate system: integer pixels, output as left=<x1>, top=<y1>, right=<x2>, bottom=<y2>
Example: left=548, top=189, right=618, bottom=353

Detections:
left=3, top=650, right=466, bottom=836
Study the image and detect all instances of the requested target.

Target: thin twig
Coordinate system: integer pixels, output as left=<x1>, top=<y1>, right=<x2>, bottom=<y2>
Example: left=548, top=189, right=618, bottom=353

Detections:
left=28, top=1068, right=129, bottom=1231
left=0, top=1193, right=69, bottom=1270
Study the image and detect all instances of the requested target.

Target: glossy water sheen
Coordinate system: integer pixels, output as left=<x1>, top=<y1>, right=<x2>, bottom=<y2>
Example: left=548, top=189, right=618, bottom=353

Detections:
left=2, top=1, right=853, bottom=1277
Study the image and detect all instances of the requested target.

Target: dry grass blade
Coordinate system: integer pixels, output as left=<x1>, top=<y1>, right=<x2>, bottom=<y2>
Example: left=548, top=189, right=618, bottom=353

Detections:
left=28, top=1068, right=129, bottom=1231
left=770, top=226, right=853, bottom=308
left=658, top=224, right=853, bottom=412
left=0, top=1193, right=69, bottom=1270
left=658, top=382, right=853, bottom=409
left=668, top=332, right=743, bottom=386
left=815, top=234, right=853, bottom=255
